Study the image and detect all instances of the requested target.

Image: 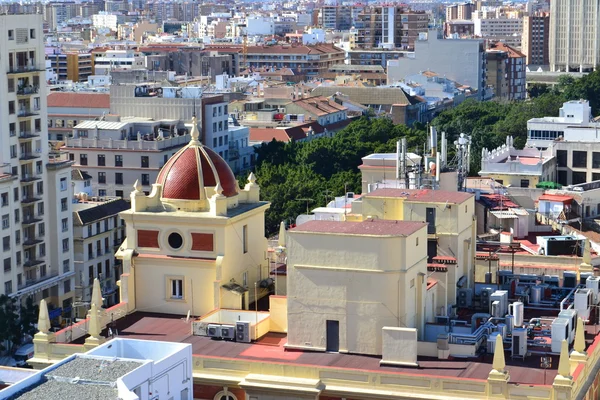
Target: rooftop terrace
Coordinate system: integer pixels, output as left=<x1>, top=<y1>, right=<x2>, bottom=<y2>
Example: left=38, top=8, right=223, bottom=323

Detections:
left=91, top=311, right=600, bottom=386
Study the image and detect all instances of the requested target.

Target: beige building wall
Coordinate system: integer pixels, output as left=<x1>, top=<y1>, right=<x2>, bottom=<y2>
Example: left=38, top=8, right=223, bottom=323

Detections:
left=121, top=200, right=269, bottom=316
left=352, top=192, right=476, bottom=305
left=286, top=227, right=428, bottom=355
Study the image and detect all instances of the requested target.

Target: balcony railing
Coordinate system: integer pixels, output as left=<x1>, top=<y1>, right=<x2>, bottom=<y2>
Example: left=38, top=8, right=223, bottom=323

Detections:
left=18, top=131, right=40, bottom=139
left=17, top=86, right=39, bottom=96
left=20, top=173, right=41, bottom=182
left=23, top=235, right=43, bottom=247
left=8, top=64, right=43, bottom=74
left=18, top=270, right=58, bottom=291
left=17, top=108, right=40, bottom=117
left=21, top=194, right=41, bottom=204
left=22, top=215, right=42, bottom=225
left=24, top=256, right=44, bottom=268
left=19, top=152, right=40, bottom=161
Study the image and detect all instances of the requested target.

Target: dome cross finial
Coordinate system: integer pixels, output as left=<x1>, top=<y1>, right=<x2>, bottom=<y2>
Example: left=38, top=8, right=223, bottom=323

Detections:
left=190, top=115, right=200, bottom=146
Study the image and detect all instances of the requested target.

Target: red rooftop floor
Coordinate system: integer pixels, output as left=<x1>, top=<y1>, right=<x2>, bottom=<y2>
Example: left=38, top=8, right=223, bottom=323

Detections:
left=96, top=312, right=568, bottom=385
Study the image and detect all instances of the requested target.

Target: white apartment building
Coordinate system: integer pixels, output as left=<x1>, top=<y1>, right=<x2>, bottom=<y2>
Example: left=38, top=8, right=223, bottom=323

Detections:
left=527, top=100, right=594, bottom=149
left=92, top=11, right=119, bottom=31
left=0, top=338, right=193, bottom=399
left=246, top=16, right=275, bottom=36
left=527, top=100, right=600, bottom=186
left=72, top=198, right=129, bottom=317
left=0, top=14, right=75, bottom=320
left=93, top=49, right=143, bottom=75
left=64, top=117, right=190, bottom=198
left=549, top=0, right=600, bottom=72
left=473, top=16, right=524, bottom=48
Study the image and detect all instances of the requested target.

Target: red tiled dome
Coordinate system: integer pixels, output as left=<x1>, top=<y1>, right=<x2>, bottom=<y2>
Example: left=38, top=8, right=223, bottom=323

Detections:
left=157, top=145, right=238, bottom=200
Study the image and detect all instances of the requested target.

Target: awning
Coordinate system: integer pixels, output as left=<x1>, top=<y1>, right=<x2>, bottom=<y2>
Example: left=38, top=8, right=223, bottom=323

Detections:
left=491, top=210, right=518, bottom=219
left=221, top=282, right=248, bottom=295
left=10, top=271, right=75, bottom=299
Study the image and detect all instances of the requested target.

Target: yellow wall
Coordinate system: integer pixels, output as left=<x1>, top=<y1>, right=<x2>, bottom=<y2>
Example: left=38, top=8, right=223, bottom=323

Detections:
left=120, top=199, right=269, bottom=317
left=486, top=173, right=540, bottom=188
left=286, top=228, right=428, bottom=355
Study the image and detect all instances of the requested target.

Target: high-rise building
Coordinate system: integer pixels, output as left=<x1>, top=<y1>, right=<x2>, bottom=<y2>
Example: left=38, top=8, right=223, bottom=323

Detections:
left=317, top=6, right=353, bottom=30
left=487, top=42, right=526, bottom=100
left=549, top=0, right=600, bottom=72
left=355, top=6, right=428, bottom=50
left=445, top=2, right=475, bottom=21
left=522, top=12, right=550, bottom=66
left=0, top=14, right=75, bottom=317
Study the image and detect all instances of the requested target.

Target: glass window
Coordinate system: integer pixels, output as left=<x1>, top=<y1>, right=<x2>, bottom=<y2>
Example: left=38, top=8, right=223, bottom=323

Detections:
left=557, top=150, right=567, bottom=167
left=572, top=151, right=587, bottom=168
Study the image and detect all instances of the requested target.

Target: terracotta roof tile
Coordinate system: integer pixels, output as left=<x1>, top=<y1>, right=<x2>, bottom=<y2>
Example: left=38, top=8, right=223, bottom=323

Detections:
left=48, top=92, right=110, bottom=109
left=291, top=219, right=426, bottom=236
left=249, top=128, right=291, bottom=143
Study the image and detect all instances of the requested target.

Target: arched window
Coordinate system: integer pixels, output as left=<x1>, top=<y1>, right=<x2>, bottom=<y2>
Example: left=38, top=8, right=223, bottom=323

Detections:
left=213, top=391, right=237, bottom=400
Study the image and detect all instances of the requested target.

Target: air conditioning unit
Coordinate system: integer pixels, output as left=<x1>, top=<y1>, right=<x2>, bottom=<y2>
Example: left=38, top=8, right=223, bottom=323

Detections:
left=512, top=327, right=527, bottom=358
left=220, top=324, right=235, bottom=340
left=457, top=288, right=472, bottom=308
left=480, top=287, right=494, bottom=310
left=206, top=324, right=221, bottom=338
left=236, top=321, right=251, bottom=343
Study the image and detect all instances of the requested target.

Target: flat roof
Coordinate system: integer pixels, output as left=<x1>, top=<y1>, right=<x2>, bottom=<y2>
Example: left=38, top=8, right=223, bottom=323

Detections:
left=290, top=219, right=426, bottom=236
left=96, top=312, right=570, bottom=386
left=7, top=357, right=143, bottom=400
left=366, top=188, right=473, bottom=204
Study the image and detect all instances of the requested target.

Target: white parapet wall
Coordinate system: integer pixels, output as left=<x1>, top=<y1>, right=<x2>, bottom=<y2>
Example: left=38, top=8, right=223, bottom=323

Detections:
left=380, top=327, right=419, bottom=367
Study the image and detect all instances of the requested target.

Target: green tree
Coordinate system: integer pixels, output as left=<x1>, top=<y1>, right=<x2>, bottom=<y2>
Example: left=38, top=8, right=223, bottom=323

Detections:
left=527, top=83, right=550, bottom=98
left=0, top=295, right=22, bottom=351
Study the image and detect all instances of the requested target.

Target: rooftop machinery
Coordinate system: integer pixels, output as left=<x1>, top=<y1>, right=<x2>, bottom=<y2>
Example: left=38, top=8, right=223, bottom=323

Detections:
left=437, top=271, right=600, bottom=359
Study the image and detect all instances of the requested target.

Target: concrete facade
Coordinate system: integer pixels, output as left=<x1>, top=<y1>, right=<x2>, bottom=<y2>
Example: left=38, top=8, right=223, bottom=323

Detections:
left=549, top=0, right=600, bottom=72
left=387, top=31, right=488, bottom=99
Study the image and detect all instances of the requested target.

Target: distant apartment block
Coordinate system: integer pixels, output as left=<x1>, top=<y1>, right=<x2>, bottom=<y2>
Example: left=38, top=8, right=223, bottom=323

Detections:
left=522, top=12, right=549, bottom=66
left=64, top=117, right=191, bottom=197
left=317, top=5, right=354, bottom=30
left=355, top=6, right=428, bottom=50
left=445, top=2, right=475, bottom=21
left=550, top=0, right=600, bottom=72
left=486, top=42, right=526, bottom=100
left=474, top=15, right=524, bottom=48
left=47, top=92, right=110, bottom=142
left=47, top=51, right=93, bottom=82
left=387, top=31, right=489, bottom=100
left=73, top=198, right=129, bottom=315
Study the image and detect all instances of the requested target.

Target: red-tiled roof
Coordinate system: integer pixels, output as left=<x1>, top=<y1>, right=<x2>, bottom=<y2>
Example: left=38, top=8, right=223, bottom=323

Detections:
left=47, top=92, right=110, bottom=109
left=538, top=194, right=573, bottom=203
left=367, top=188, right=473, bottom=204
left=291, top=219, right=426, bottom=236
left=249, top=128, right=291, bottom=143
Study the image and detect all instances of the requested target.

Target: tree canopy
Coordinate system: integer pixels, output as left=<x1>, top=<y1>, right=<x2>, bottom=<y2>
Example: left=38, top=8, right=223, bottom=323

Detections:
left=251, top=70, right=600, bottom=235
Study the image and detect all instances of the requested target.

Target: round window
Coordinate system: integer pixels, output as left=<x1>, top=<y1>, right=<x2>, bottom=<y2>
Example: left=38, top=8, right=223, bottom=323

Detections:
left=168, top=232, right=183, bottom=250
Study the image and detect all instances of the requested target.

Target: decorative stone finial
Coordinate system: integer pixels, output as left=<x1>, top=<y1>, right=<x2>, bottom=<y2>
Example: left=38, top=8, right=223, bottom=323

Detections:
left=91, top=278, right=104, bottom=311
left=37, top=299, right=51, bottom=334
left=492, top=334, right=506, bottom=373
left=248, top=172, right=257, bottom=185
left=582, top=239, right=592, bottom=266
left=557, top=339, right=571, bottom=378
left=574, top=317, right=586, bottom=354
left=190, top=115, right=200, bottom=145
left=215, top=182, right=224, bottom=196
left=88, top=303, right=101, bottom=338
left=278, top=221, right=286, bottom=248
left=133, top=179, right=142, bottom=193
